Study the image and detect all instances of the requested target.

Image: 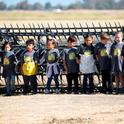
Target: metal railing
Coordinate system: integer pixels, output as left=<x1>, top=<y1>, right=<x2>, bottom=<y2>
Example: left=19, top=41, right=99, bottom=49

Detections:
left=0, top=22, right=123, bottom=93
left=0, top=22, right=123, bottom=44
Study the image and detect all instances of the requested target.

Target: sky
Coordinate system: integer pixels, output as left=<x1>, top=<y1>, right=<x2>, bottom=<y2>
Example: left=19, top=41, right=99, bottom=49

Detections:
left=1, top=0, right=82, bottom=6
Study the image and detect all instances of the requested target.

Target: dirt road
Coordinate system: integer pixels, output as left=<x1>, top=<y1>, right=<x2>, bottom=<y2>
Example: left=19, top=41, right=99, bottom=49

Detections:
left=0, top=94, right=124, bottom=124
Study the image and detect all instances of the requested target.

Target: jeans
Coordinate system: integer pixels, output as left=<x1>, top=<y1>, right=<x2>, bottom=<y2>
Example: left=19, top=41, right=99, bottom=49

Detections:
left=5, top=75, right=15, bottom=95
left=46, top=74, right=59, bottom=90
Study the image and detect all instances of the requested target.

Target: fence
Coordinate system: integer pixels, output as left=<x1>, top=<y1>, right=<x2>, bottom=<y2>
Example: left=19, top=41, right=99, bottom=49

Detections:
left=0, top=22, right=124, bottom=93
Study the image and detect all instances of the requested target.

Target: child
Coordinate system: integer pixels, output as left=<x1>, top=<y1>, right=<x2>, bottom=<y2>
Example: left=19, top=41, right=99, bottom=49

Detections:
left=63, top=36, right=80, bottom=94
left=79, top=34, right=95, bottom=93
left=44, top=38, right=60, bottom=94
left=1, top=42, right=17, bottom=96
left=20, top=39, right=38, bottom=95
left=110, top=32, right=124, bottom=94
left=95, top=33, right=112, bottom=93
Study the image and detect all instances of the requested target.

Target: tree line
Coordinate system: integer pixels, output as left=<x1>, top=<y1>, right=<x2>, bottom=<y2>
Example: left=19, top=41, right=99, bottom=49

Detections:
left=0, top=0, right=124, bottom=10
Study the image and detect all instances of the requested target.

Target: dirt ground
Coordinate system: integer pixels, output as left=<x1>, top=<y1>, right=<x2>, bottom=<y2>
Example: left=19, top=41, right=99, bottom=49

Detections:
left=0, top=94, right=124, bottom=124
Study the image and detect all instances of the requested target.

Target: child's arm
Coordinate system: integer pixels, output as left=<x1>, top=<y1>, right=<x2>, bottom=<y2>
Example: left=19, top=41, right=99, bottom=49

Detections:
left=76, top=54, right=80, bottom=64
left=62, top=49, right=68, bottom=73
left=109, top=43, right=115, bottom=57
left=18, top=50, right=25, bottom=74
left=0, top=51, right=3, bottom=66
left=76, top=46, right=81, bottom=64
left=121, top=45, right=124, bottom=60
left=55, top=48, right=60, bottom=62
left=121, top=45, right=124, bottom=72
left=94, top=44, right=100, bottom=61
left=34, top=51, right=40, bottom=64
left=95, top=55, right=99, bottom=61
left=13, top=54, right=19, bottom=65
left=12, top=53, right=19, bottom=74
left=63, top=60, right=68, bottom=73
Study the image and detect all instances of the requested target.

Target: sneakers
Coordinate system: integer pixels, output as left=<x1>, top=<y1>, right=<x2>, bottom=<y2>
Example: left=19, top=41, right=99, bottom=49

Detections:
left=55, top=89, right=59, bottom=94
left=4, top=93, right=11, bottom=96
left=119, top=87, right=124, bottom=94
left=45, top=89, right=60, bottom=94
left=45, top=89, right=50, bottom=94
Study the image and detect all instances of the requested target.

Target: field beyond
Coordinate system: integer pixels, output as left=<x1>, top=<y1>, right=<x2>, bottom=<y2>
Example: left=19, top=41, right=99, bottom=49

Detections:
left=0, top=10, right=124, bottom=26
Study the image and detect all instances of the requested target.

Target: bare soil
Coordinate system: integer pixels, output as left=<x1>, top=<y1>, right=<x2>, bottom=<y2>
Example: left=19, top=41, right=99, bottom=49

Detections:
left=0, top=94, right=124, bottom=124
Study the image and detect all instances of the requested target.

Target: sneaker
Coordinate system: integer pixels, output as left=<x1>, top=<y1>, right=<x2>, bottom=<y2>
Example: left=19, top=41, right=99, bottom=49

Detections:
left=67, top=90, right=72, bottom=94
left=107, top=89, right=113, bottom=94
left=74, top=91, right=79, bottom=94
left=45, top=89, right=50, bottom=94
left=115, top=88, right=119, bottom=94
left=23, top=93, right=28, bottom=95
left=4, top=93, right=11, bottom=96
left=74, top=89, right=79, bottom=94
left=32, top=92, right=37, bottom=95
left=89, top=90, right=94, bottom=94
left=119, top=88, right=124, bottom=94
left=55, top=89, right=59, bottom=94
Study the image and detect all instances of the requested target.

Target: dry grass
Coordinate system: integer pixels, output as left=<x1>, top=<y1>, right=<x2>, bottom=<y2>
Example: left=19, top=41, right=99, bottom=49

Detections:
left=0, top=10, right=124, bottom=26
left=0, top=10, right=124, bottom=21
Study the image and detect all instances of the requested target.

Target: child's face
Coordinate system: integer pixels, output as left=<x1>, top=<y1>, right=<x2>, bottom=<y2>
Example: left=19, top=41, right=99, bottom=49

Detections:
left=101, top=38, right=109, bottom=44
left=26, top=44, right=34, bottom=52
left=67, top=41, right=76, bottom=48
left=47, top=41, right=55, bottom=50
left=85, top=37, right=93, bottom=46
left=115, top=33, right=123, bottom=42
left=4, top=44, right=11, bottom=52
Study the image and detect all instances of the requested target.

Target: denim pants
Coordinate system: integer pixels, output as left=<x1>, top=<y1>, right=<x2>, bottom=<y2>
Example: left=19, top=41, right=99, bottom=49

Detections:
left=5, top=75, right=15, bottom=95
left=46, top=74, right=59, bottom=90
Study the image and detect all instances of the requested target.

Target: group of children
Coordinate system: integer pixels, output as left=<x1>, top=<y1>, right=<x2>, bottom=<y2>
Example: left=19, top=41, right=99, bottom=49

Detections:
left=0, top=31, right=124, bottom=96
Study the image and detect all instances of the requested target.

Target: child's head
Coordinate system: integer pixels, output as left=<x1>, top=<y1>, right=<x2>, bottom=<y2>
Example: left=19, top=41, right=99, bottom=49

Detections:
left=2, top=42, right=12, bottom=52
left=84, top=34, right=93, bottom=46
left=47, top=38, right=57, bottom=50
left=67, top=36, right=77, bottom=48
left=26, top=39, right=35, bottom=52
left=100, top=33, right=109, bottom=44
left=114, top=31, right=123, bottom=43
